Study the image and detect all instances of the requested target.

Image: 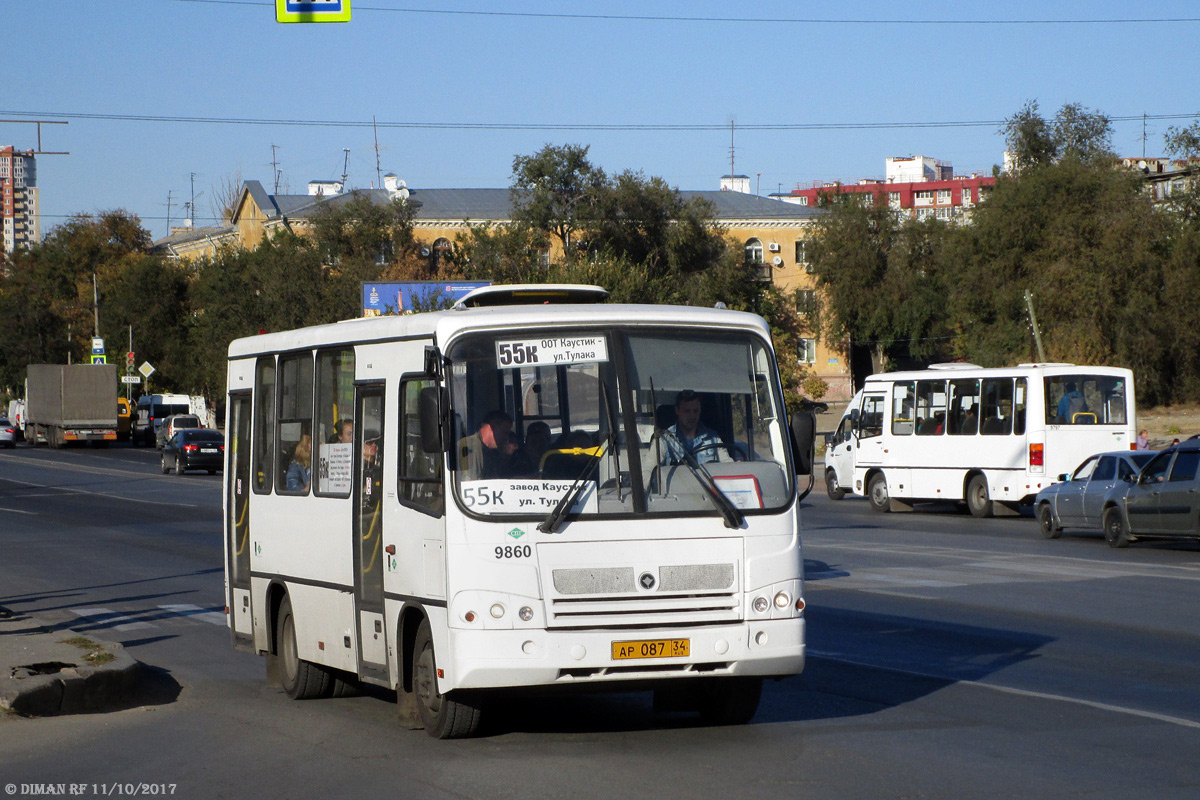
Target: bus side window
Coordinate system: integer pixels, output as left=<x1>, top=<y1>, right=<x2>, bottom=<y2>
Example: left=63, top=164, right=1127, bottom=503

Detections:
left=859, top=396, right=884, bottom=439
left=399, top=377, right=444, bottom=516
left=891, top=382, right=914, bottom=435
left=276, top=352, right=314, bottom=495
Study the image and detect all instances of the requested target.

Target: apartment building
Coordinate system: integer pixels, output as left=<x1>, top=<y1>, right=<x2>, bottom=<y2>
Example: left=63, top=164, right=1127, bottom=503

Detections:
left=1, top=146, right=39, bottom=254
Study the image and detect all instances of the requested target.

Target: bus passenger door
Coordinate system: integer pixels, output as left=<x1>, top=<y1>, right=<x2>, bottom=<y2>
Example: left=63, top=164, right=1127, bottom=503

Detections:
left=854, top=393, right=887, bottom=468
left=353, top=385, right=388, bottom=677
left=225, top=394, right=254, bottom=647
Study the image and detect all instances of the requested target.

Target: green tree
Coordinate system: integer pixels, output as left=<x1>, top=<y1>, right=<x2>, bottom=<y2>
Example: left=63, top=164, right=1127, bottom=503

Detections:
left=510, top=144, right=607, bottom=256
left=807, top=191, right=951, bottom=373
left=1001, top=101, right=1114, bottom=170
left=948, top=158, right=1174, bottom=402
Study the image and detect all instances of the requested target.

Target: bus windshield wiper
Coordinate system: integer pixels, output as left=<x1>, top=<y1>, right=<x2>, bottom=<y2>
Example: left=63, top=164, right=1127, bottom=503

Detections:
left=537, top=440, right=608, bottom=534
left=657, top=429, right=744, bottom=529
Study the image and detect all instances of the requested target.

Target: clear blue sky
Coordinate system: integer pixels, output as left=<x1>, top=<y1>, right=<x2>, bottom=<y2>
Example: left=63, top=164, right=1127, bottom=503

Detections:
left=4, top=0, right=1198, bottom=239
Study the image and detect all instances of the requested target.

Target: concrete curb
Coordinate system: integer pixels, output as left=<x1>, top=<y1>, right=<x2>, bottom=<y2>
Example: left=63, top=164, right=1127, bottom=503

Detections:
left=0, top=607, right=141, bottom=717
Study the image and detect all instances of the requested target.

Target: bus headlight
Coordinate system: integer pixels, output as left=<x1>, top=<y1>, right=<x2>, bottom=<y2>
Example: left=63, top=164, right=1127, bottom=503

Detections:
left=774, top=591, right=791, bottom=609
left=518, top=606, right=534, bottom=622
left=753, top=596, right=769, bottom=614
left=490, top=603, right=506, bottom=619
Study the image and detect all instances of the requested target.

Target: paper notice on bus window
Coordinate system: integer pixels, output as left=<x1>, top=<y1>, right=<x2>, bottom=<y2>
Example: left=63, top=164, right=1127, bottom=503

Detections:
left=712, top=475, right=764, bottom=509
left=495, top=335, right=608, bottom=367
left=461, top=479, right=598, bottom=514
left=319, top=442, right=353, bottom=494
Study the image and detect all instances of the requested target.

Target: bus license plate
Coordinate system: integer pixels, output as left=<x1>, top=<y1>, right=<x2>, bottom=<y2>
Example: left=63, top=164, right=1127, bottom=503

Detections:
left=611, top=638, right=690, bottom=660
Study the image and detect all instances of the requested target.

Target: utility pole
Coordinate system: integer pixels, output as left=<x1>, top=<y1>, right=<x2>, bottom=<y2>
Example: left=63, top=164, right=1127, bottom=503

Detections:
left=373, top=116, right=382, bottom=188
left=165, top=190, right=174, bottom=234
left=189, top=172, right=198, bottom=228
left=1024, top=289, right=1047, bottom=362
left=271, top=144, right=281, bottom=193
left=341, top=148, right=351, bottom=189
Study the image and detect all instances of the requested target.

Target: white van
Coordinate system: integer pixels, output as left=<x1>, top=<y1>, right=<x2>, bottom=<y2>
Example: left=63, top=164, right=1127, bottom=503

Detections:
left=133, top=393, right=192, bottom=447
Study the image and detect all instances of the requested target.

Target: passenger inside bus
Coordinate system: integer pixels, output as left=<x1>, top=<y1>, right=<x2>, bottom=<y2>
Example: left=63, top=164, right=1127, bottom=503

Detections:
left=285, top=434, right=312, bottom=492
left=457, top=410, right=517, bottom=480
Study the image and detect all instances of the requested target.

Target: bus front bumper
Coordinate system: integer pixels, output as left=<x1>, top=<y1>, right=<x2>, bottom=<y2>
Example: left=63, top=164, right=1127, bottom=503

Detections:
left=443, top=618, right=805, bottom=691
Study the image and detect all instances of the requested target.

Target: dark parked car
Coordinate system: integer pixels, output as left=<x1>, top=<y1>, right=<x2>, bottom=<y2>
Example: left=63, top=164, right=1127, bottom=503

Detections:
left=161, top=429, right=225, bottom=475
left=1035, top=450, right=1156, bottom=538
left=1101, top=439, right=1200, bottom=548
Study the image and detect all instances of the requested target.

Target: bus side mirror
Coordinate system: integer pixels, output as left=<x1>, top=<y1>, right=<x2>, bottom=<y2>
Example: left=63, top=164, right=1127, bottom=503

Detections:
left=418, top=386, right=448, bottom=453
left=790, top=411, right=816, bottom=477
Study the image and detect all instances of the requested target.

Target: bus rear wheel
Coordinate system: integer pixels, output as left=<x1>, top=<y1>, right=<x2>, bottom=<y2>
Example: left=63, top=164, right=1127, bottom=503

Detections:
left=277, top=596, right=332, bottom=700
left=867, top=473, right=889, bottom=512
left=413, top=619, right=481, bottom=739
left=966, top=475, right=993, bottom=518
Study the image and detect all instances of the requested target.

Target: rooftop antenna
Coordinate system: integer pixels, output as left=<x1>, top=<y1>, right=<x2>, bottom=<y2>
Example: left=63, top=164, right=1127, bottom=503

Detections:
left=271, top=144, right=281, bottom=193
left=729, top=119, right=736, bottom=180
left=341, top=148, right=351, bottom=189
left=373, top=116, right=382, bottom=188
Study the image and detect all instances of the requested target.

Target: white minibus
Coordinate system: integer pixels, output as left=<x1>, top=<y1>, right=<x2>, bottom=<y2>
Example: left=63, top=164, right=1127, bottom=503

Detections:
left=223, top=285, right=815, bottom=737
left=824, top=363, right=1135, bottom=516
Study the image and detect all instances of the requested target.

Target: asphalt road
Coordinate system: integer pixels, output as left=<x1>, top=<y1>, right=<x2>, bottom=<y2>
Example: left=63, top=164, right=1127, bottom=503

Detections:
left=2, top=444, right=1199, bottom=799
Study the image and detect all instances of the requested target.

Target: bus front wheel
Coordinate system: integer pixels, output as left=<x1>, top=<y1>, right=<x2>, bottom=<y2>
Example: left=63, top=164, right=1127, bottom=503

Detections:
left=276, top=596, right=332, bottom=700
left=826, top=469, right=847, bottom=500
left=867, top=473, right=890, bottom=512
left=966, top=475, right=993, bottom=518
left=413, top=619, right=482, bottom=739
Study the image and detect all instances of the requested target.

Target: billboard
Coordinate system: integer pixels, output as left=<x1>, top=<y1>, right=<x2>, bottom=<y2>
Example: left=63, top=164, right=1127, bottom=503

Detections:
left=360, top=281, right=491, bottom=316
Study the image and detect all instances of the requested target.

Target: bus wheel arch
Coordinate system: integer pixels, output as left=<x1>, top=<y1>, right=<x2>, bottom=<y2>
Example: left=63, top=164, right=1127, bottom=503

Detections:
left=267, top=587, right=332, bottom=700
left=825, top=468, right=847, bottom=500
left=412, top=617, right=482, bottom=738
left=965, top=472, right=993, bottom=518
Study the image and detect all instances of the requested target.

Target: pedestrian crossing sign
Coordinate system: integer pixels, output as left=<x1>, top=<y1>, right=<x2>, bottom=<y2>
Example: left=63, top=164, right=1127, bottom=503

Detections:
left=276, top=0, right=351, bottom=24
left=91, top=354, right=107, bottom=365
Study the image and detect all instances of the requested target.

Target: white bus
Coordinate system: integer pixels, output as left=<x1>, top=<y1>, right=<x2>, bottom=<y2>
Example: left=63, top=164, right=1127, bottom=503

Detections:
left=824, top=363, right=1136, bottom=516
left=223, top=285, right=815, bottom=737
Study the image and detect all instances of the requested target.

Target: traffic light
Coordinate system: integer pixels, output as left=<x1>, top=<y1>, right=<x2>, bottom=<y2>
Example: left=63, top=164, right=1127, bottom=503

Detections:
left=126, top=352, right=135, bottom=370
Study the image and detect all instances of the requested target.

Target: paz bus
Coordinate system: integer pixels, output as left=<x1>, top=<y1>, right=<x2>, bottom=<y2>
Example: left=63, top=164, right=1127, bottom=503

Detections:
left=223, top=284, right=816, bottom=737
left=824, top=363, right=1135, bottom=516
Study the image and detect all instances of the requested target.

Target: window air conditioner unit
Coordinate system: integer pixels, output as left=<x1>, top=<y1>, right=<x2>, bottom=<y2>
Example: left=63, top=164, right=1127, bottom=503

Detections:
left=768, top=242, right=781, bottom=252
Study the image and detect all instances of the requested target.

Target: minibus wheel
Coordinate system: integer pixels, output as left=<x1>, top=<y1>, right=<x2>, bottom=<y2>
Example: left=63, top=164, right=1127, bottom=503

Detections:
left=867, top=473, right=890, bottom=512
left=413, top=619, right=481, bottom=738
left=826, top=469, right=846, bottom=500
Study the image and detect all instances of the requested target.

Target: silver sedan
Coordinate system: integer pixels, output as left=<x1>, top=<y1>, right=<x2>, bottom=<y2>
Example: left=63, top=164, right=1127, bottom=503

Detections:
left=0, top=418, right=16, bottom=448
left=1035, top=450, right=1155, bottom=538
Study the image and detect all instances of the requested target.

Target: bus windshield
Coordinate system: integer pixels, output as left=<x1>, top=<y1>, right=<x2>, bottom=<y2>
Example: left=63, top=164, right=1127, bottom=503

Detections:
left=1044, top=373, right=1129, bottom=425
left=446, top=327, right=794, bottom=519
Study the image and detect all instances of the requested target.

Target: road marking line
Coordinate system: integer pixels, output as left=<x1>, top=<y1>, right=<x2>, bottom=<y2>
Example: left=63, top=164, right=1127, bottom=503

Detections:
left=809, top=649, right=1200, bottom=730
left=158, top=603, right=226, bottom=626
left=0, top=506, right=37, bottom=515
left=70, top=607, right=153, bottom=631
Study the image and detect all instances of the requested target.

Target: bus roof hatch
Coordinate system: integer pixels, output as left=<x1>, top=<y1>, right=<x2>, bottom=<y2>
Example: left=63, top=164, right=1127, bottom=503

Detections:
left=454, top=284, right=609, bottom=309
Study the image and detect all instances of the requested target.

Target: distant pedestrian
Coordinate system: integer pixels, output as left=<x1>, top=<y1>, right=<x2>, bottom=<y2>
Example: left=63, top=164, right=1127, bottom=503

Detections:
left=1136, top=429, right=1149, bottom=450
left=1172, top=438, right=1181, bottom=446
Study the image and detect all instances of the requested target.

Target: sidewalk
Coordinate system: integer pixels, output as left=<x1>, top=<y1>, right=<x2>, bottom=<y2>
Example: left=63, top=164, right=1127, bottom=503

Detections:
left=0, top=605, right=141, bottom=717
